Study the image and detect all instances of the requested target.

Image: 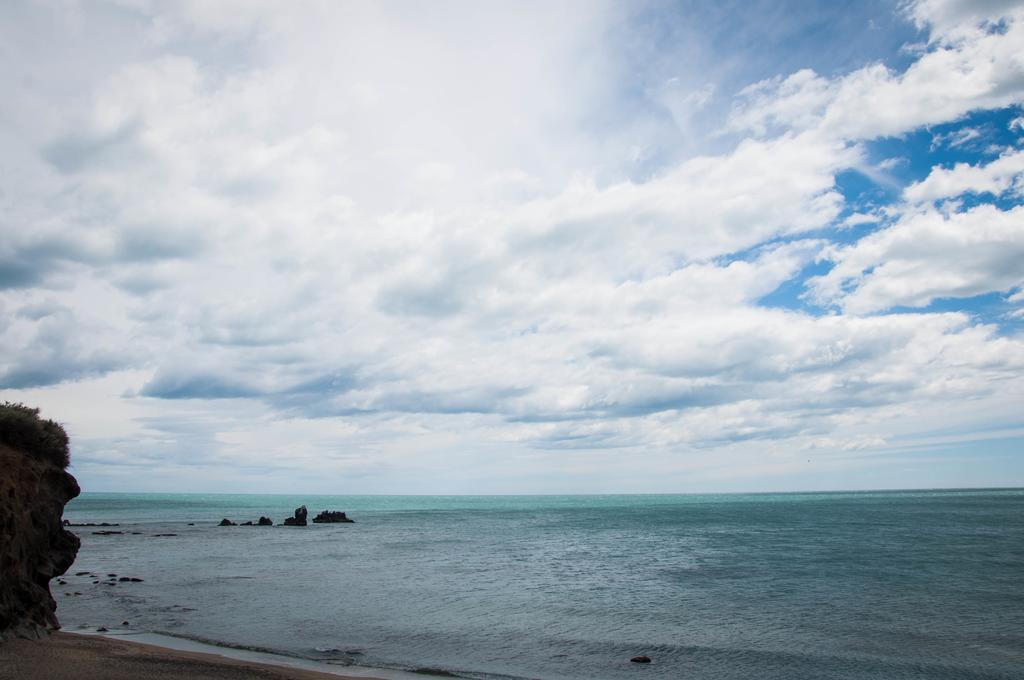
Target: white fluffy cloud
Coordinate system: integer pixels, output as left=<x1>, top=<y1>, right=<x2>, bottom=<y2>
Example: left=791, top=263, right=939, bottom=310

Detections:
left=2, top=0, right=1024, bottom=492
left=729, top=4, right=1024, bottom=141
left=903, top=149, right=1024, bottom=203
left=810, top=204, right=1024, bottom=313
left=809, top=147, right=1024, bottom=314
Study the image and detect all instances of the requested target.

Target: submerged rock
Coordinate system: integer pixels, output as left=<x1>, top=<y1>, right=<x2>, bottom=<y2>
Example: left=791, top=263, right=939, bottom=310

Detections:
left=630, top=656, right=651, bottom=664
left=283, top=505, right=308, bottom=526
left=312, top=510, right=355, bottom=523
left=0, top=403, right=81, bottom=641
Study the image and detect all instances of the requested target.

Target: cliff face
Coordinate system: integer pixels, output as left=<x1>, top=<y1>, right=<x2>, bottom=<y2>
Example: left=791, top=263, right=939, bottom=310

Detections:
left=0, top=409, right=81, bottom=641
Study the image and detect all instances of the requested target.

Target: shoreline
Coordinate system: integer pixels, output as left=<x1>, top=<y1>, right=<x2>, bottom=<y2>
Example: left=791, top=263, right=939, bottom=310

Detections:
left=0, top=631, right=452, bottom=680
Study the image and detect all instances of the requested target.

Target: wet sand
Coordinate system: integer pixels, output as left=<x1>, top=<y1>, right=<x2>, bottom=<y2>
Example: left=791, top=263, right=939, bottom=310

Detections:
left=0, top=632, right=388, bottom=680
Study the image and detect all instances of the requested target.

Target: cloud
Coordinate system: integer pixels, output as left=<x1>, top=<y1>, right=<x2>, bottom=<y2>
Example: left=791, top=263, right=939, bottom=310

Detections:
left=0, top=257, right=43, bottom=289
left=15, top=298, right=68, bottom=321
left=905, top=0, right=1024, bottom=38
left=0, top=306, right=132, bottom=389
left=810, top=204, right=1024, bottom=313
left=903, top=148, right=1024, bottom=203
left=2, top=0, right=1024, bottom=492
left=43, top=119, right=144, bottom=174
left=728, top=4, right=1024, bottom=141
left=140, top=370, right=262, bottom=400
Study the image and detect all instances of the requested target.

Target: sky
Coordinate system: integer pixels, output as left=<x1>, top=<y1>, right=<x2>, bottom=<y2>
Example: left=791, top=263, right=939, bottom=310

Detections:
left=1, top=0, right=1023, bottom=494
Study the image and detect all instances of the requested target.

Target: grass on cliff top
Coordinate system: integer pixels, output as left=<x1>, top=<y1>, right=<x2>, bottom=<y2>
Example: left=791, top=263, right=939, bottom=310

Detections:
left=0, top=402, right=70, bottom=469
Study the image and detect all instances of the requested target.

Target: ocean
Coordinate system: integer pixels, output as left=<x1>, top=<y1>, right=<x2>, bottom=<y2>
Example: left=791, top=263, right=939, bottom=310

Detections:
left=58, top=490, right=1024, bottom=680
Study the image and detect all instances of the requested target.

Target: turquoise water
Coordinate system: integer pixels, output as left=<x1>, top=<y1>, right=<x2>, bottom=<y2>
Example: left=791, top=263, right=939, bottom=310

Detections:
left=60, top=490, right=1024, bottom=679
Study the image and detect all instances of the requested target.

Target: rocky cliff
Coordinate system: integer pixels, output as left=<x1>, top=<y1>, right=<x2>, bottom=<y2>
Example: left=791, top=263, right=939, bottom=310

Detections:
left=0, top=404, right=81, bottom=641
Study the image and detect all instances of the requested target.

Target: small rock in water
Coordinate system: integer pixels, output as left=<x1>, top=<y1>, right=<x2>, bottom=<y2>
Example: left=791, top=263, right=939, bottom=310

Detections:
left=312, top=510, right=354, bottom=523
left=97, top=627, right=108, bottom=632
left=219, top=518, right=236, bottom=526
left=283, top=505, right=308, bottom=526
left=257, top=516, right=273, bottom=526
left=187, top=523, right=195, bottom=526
left=240, top=521, right=253, bottom=526
left=75, top=571, right=91, bottom=576
left=130, top=577, right=143, bottom=582
left=630, top=656, right=652, bottom=664
left=107, top=573, right=117, bottom=577
left=93, top=580, right=99, bottom=584
left=121, top=621, right=129, bottom=626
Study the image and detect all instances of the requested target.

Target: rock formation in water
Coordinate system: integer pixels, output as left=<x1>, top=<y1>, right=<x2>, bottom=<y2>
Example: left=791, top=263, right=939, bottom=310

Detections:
left=283, top=505, right=308, bottom=526
left=312, top=510, right=354, bottom=523
left=0, top=403, right=81, bottom=641
left=257, top=516, right=273, bottom=526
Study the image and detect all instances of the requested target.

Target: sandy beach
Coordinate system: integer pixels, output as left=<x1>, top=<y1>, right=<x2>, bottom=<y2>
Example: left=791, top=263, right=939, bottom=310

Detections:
left=0, top=632, right=387, bottom=680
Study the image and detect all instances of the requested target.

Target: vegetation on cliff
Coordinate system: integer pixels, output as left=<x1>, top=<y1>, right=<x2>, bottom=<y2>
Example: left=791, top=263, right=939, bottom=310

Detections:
left=0, top=402, right=70, bottom=469
left=0, top=403, right=80, bottom=640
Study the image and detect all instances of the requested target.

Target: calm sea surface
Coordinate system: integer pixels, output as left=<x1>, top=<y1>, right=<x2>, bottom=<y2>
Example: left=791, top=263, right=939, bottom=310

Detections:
left=59, top=490, right=1024, bottom=680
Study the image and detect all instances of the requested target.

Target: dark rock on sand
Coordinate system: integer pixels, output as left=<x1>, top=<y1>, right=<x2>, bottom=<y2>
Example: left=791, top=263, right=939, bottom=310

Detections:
left=0, top=403, right=81, bottom=641
left=283, top=505, right=308, bottom=526
left=630, top=655, right=651, bottom=663
left=218, top=519, right=236, bottom=526
left=312, top=510, right=354, bottom=523
left=257, top=516, right=273, bottom=526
